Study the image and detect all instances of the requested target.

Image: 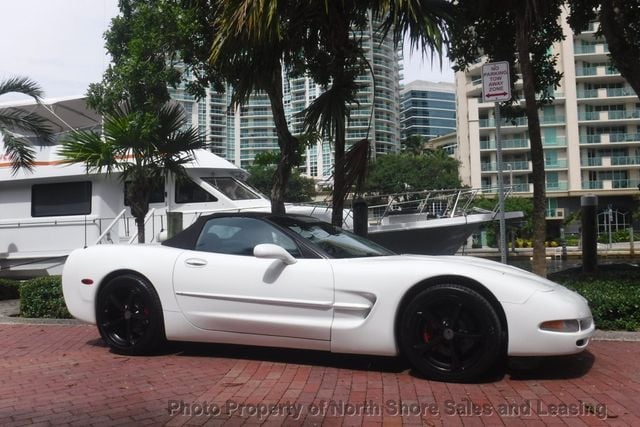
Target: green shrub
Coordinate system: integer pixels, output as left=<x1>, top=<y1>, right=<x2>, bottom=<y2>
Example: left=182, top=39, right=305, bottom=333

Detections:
left=551, top=265, right=640, bottom=331
left=19, top=276, right=71, bottom=319
left=0, top=278, right=21, bottom=300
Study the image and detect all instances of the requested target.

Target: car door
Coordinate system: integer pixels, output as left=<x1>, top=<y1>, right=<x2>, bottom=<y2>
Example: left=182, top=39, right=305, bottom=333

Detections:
left=172, top=216, right=334, bottom=341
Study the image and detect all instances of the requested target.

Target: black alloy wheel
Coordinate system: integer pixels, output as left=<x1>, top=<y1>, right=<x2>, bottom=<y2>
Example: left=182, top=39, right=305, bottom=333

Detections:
left=399, top=284, right=504, bottom=382
left=96, top=274, right=165, bottom=355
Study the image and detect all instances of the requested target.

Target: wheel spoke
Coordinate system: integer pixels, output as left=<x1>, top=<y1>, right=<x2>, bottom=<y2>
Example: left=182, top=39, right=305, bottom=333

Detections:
left=450, top=303, right=463, bottom=327
left=109, top=294, right=124, bottom=311
left=102, top=317, right=125, bottom=330
left=125, top=289, right=137, bottom=308
left=125, top=318, right=134, bottom=345
left=413, top=336, right=443, bottom=355
left=455, top=330, right=484, bottom=342
left=448, top=340, right=461, bottom=370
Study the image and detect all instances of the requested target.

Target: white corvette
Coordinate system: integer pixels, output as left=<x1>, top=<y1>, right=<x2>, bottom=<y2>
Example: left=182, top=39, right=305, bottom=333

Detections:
left=63, top=213, right=594, bottom=382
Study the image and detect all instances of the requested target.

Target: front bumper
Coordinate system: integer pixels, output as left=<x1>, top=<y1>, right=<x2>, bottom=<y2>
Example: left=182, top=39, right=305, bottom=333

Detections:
left=504, top=287, right=595, bottom=356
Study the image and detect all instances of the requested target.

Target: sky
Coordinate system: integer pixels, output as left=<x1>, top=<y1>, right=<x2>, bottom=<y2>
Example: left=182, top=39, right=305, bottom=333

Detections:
left=0, top=0, right=454, bottom=103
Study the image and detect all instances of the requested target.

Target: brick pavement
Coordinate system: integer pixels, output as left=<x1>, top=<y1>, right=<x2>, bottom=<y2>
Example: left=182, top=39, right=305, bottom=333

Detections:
left=0, top=324, right=639, bottom=426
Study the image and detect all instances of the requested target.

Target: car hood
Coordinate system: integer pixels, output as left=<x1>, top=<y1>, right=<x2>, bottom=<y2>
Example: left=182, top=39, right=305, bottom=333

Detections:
left=332, top=254, right=563, bottom=304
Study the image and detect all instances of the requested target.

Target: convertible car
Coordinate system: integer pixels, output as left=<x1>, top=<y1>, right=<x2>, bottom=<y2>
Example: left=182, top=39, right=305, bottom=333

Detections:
left=63, top=212, right=594, bottom=382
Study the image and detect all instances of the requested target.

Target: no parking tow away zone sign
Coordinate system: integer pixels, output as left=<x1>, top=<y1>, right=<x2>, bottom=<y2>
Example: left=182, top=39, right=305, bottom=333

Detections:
left=482, top=61, right=511, bottom=103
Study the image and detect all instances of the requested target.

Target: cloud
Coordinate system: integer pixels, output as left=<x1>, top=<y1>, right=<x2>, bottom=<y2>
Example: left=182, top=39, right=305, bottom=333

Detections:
left=0, top=0, right=118, bottom=100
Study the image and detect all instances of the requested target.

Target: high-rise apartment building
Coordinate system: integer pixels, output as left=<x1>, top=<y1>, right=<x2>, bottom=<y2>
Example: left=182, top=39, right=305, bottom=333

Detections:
left=400, top=80, right=456, bottom=142
left=455, top=13, right=640, bottom=231
left=175, top=17, right=403, bottom=179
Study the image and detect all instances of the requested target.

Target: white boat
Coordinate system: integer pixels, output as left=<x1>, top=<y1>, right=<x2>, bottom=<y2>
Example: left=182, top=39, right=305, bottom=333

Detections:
left=0, top=97, right=521, bottom=277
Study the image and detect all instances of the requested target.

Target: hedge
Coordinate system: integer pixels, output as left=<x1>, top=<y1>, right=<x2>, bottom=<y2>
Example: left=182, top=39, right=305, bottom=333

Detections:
left=0, top=278, right=21, bottom=301
left=550, top=264, right=640, bottom=331
left=19, top=276, right=72, bottom=319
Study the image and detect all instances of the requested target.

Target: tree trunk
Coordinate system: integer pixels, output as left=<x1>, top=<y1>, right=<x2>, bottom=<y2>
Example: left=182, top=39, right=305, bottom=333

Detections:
left=598, top=1, right=640, bottom=100
left=127, top=178, right=150, bottom=244
left=516, top=10, right=547, bottom=277
left=266, top=64, right=297, bottom=215
left=332, top=121, right=347, bottom=227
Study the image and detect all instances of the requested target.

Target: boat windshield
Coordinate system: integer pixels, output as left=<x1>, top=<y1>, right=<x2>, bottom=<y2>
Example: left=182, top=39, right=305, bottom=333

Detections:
left=202, top=177, right=261, bottom=200
left=270, top=216, right=395, bottom=259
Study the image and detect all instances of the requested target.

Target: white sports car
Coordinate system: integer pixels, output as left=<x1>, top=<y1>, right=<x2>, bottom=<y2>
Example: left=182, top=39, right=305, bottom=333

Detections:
left=63, top=213, right=594, bottom=382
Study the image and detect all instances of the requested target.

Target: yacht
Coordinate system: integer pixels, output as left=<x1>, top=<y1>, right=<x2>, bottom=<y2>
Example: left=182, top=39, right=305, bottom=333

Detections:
left=0, top=97, right=521, bottom=277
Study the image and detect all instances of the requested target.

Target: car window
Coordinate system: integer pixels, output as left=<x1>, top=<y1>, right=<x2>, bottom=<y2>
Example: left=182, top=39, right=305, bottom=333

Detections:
left=270, top=216, right=394, bottom=258
left=195, top=217, right=301, bottom=257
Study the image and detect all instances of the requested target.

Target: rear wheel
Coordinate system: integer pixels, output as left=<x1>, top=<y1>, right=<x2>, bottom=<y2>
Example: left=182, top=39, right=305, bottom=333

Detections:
left=399, top=284, right=503, bottom=382
left=96, top=274, right=165, bottom=355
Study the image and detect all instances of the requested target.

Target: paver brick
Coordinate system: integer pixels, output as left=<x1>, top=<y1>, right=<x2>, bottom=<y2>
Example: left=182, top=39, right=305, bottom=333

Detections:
left=0, top=324, right=638, bottom=425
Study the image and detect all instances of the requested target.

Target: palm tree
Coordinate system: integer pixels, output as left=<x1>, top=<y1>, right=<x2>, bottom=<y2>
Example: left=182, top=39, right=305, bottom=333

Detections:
left=209, top=0, right=310, bottom=215
left=301, top=0, right=452, bottom=226
left=401, top=135, right=426, bottom=155
left=0, top=76, right=53, bottom=174
left=59, top=102, right=204, bottom=243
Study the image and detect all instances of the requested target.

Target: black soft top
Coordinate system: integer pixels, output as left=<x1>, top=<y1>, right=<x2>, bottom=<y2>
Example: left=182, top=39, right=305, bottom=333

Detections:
left=161, top=211, right=320, bottom=250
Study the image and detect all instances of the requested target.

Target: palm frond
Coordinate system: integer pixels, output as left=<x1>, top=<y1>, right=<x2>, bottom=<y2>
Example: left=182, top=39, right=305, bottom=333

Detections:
left=372, top=0, right=452, bottom=63
left=0, top=108, right=54, bottom=143
left=341, top=138, right=371, bottom=197
left=58, top=130, right=119, bottom=174
left=1, top=133, right=36, bottom=175
left=0, top=76, right=45, bottom=100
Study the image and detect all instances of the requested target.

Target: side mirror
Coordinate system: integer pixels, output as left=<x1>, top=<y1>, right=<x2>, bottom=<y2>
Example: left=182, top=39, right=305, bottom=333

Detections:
left=253, top=244, right=297, bottom=265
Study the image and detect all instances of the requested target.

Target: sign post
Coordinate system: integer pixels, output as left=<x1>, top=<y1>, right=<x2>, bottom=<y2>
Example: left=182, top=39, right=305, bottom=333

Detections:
left=482, top=61, right=511, bottom=263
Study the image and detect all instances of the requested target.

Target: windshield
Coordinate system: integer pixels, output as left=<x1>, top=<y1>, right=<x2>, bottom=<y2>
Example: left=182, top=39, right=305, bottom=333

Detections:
left=202, top=176, right=261, bottom=200
left=271, top=216, right=395, bottom=259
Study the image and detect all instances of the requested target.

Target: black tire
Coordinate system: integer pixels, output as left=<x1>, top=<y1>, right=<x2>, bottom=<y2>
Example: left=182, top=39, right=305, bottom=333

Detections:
left=96, top=274, right=166, bottom=355
left=398, top=284, right=504, bottom=382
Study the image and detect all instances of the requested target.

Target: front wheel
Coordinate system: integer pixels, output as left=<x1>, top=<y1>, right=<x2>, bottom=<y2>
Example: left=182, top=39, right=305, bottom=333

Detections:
left=96, top=274, right=165, bottom=355
left=398, top=284, right=504, bottom=382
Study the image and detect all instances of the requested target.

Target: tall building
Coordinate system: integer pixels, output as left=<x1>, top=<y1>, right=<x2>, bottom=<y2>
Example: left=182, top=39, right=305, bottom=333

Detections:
left=455, top=12, right=640, bottom=232
left=174, top=17, right=403, bottom=179
left=400, top=80, right=456, bottom=143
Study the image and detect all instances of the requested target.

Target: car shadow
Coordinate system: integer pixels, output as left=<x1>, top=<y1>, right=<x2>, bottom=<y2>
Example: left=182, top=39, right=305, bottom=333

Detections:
left=170, top=341, right=408, bottom=374
left=85, top=339, right=595, bottom=382
left=505, top=351, right=596, bottom=380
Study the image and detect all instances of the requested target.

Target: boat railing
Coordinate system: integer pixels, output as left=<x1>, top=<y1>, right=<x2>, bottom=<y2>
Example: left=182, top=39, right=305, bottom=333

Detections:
left=127, top=208, right=157, bottom=244
left=361, top=188, right=482, bottom=225
left=95, top=209, right=127, bottom=245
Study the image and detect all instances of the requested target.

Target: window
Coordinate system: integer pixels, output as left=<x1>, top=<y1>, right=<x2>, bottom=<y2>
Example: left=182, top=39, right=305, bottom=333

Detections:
left=196, top=217, right=300, bottom=257
left=175, top=179, right=218, bottom=204
left=202, top=177, right=261, bottom=200
left=31, top=181, right=92, bottom=217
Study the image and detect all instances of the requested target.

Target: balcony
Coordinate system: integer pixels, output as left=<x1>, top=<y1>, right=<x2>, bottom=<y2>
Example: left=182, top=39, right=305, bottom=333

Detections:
left=543, top=137, right=567, bottom=147
left=580, top=133, right=640, bottom=145
left=574, top=43, right=609, bottom=55
left=579, top=109, right=640, bottom=121
left=480, top=138, right=529, bottom=150
left=611, top=156, right=640, bottom=166
left=481, top=160, right=531, bottom=172
left=546, top=181, right=568, bottom=191
left=582, top=179, right=640, bottom=190
left=545, top=159, right=568, bottom=169
left=575, top=66, right=619, bottom=77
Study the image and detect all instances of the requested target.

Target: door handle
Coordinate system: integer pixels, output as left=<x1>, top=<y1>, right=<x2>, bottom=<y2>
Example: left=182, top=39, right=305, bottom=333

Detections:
left=185, top=258, right=207, bottom=267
